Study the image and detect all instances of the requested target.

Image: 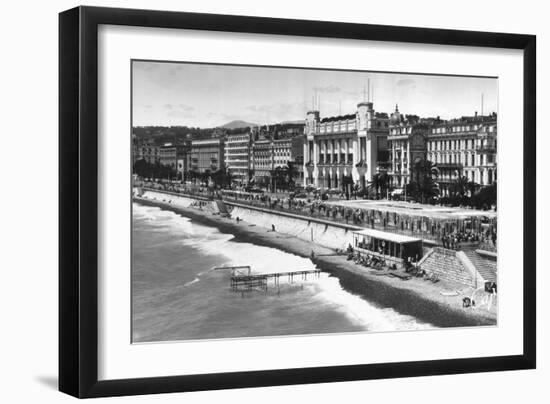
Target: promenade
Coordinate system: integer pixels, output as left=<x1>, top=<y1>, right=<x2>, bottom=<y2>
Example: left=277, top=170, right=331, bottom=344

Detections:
left=136, top=181, right=497, bottom=251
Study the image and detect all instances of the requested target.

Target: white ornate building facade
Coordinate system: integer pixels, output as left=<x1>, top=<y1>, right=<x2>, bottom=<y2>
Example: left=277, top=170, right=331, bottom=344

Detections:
left=303, top=101, right=389, bottom=190
left=387, top=106, right=497, bottom=194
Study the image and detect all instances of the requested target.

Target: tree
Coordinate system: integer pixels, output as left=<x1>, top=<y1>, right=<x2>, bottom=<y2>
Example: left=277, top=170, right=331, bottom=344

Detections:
left=271, top=166, right=286, bottom=192
left=466, top=180, right=479, bottom=197
left=449, top=175, right=468, bottom=198
left=211, top=164, right=232, bottom=188
left=471, top=183, right=497, bottom=210
left=286, top=162, right=299, bottom=190
left=408, top=159, right=439, bottom=203
left=370, top=172, right=390, bottom=199
left=133, top=158, right=152, bottom=179
left=446, top=175, right=480, bottom=206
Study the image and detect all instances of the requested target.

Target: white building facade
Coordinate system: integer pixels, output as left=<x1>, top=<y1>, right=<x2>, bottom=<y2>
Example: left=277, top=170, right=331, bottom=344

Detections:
left=303, top=101, right=389, bottom=190
left=387, top=108, right=497, bottom=194
left=224, top=132, right=251, bottom=184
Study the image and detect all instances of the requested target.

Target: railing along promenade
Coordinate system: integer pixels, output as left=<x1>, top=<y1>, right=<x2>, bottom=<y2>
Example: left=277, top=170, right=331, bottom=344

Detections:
left=137, top=184, right=496, bottom=250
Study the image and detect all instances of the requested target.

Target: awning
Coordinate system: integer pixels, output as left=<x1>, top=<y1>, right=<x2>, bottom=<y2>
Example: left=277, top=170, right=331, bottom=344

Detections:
left=352, top=228, right=422, bottom=244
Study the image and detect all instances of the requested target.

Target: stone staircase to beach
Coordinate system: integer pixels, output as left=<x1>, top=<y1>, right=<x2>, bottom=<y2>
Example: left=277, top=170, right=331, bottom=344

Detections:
left=463, top=249, right=497, bottom=283
left=215, top=200, right=230, bottom=216
left=420, top=247, right=476, bottom=287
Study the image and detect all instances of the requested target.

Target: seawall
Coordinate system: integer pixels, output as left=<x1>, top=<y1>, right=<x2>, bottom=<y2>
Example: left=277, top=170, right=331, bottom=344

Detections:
left=229, top=203, right=361, bottom=251
left=137, top=187, right=362, bottom=251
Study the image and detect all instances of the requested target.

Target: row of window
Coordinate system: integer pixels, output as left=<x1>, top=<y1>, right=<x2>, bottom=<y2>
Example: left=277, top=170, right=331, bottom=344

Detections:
left=427, top=139, right=479, bottom=151
left=318, top=153, right=354, bottom=164
left=427, top=152, right=495, bottom=166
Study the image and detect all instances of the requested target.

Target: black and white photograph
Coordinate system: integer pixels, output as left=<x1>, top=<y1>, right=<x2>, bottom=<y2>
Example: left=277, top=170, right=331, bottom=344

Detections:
left=131, top=61, right=498, bottom=343
left=1, top=0, right=545, bottom=402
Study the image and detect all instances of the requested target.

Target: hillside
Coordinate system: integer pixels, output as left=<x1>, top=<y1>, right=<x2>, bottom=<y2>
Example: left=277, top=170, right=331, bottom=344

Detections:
left=220, top=120, right=257, bottom=129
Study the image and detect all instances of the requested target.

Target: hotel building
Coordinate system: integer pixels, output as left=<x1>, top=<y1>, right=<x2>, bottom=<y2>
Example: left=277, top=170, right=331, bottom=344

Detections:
left=303, top=101, right=389, bottom=190
left=135, top=144, right=160, bottom=165
left=427, top=114, right=497, bottom=189
left=251, top=133, right=305, bottom=187
left=224, top=132, right=252, bottom=184
left=251, top=138, right=273, bottom=185
left=387, top=106, right=497, bottom=194
left=189, top=138, right=225, bottom=174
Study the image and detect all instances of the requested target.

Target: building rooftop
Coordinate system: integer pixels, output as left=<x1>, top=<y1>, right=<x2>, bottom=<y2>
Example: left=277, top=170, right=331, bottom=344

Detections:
left=326, top=199, right=497, bottom=220
left=353, top=228, right=422, bottom=244
left=320, top=113, right=356, bottom=123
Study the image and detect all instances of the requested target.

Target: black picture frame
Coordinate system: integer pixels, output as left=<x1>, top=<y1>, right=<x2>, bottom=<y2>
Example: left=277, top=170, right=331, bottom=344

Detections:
left=59, top=5, right=536, bottom=398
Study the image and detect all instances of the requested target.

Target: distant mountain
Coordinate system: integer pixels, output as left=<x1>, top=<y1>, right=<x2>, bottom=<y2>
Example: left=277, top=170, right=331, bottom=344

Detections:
left=220, top=120, right=258, bottom=129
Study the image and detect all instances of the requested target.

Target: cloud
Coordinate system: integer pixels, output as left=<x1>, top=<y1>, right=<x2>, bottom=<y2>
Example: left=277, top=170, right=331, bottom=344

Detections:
left=205, top=112, right=241, bottom=120
left=163, top=103, right=195, bottom=111
left=397, top=78, right=416, bottom=87
left=167, top=110, right=195, bottom=118
left=133, top=62, right=160, bottom=71
left=245, top=101, right=307, bottom=115
left=314, top=85, right=341, bottom=93
left=177, top=104, right=194, bottom=112
left=164, top=103, right=196, bottom=118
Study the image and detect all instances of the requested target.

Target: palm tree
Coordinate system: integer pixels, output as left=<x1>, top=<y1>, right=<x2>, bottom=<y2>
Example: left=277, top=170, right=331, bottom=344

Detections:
left=286, top=162, right=298, bottom=190
left=369, top=172, right=390, bottom=199
left=465, top=180, right=479, bottom=197
left=450, top=175, right=469, bottom=198
left=411, top=159, right=439, bottom=203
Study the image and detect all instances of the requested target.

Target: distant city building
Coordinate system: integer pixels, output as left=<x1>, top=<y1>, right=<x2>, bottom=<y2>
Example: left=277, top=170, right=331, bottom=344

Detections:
left=211, top=127, right=228, bottom=139
left=427, top=113, right=497, bottom=190
left=250, top=131, right=306, bottom=187
left=291, top=135, right=306, bottom=186
left=251, top=137, right=273, bottom=185
left=387, top=107, right=431, bottom=190
left=189, top=138, right=225, bottom=174
left=135, top=143, right=160, bottom=165
left=159, top=143, right=187, bottom=170
left=304, top=100, right=389, bottom=190
left=272, top=137, right=293, bottom=169
left=387, top=106, right=497, bottom=194
left=224, top=132, right=252, bottom=184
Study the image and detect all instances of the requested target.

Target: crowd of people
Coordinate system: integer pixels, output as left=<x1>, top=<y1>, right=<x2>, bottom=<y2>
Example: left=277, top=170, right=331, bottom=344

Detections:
left=441, top=229, right=497, bottom=250
left=135, top=179, right=497, bottom=253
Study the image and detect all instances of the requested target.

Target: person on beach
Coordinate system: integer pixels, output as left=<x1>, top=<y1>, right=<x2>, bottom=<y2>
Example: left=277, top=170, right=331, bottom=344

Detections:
left=272, top=224, right=276, bottom=232
left=310, top=250, right=315, bottom=259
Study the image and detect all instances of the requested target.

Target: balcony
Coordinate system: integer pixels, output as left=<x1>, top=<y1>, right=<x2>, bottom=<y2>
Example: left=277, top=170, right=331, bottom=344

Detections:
left=476, top=144, right=496, bottom=153
left=435, top=162, right=463, bottom=170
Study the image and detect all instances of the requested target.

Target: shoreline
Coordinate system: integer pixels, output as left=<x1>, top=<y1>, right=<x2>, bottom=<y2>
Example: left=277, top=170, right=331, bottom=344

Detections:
left=134, top=196, right=496, bottom=328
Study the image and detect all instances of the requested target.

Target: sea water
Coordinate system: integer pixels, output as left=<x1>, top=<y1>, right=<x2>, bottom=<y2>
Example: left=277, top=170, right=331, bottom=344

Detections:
left=132, top=203, right=430, bottom=342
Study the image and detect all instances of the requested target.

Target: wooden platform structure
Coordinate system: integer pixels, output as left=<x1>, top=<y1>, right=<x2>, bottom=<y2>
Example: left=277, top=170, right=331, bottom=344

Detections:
left=214, top=266, right=321, bottom=292
left=230, top=270, right=321, bottom=292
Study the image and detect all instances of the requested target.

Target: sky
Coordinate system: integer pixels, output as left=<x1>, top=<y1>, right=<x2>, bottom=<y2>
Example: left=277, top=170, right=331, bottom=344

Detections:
left=132, top=60, right=498, bottom=128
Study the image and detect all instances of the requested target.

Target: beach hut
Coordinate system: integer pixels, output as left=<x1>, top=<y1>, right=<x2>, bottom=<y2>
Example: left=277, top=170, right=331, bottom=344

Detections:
left=352, top=228, right=423, bottom=267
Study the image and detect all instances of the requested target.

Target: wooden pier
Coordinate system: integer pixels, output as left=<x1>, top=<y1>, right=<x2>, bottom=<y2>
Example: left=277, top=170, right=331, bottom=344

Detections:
left=214, top=265, right=322, bottom=293
left=229, top=269, right=321, bottom=292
